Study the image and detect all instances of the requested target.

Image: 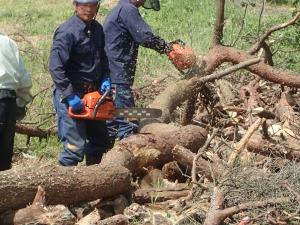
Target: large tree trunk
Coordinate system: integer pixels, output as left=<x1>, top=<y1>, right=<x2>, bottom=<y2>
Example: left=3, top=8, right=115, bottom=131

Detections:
left=0, top=164, right=131, bottom=213
left=101, top=123, right=208, bottom=174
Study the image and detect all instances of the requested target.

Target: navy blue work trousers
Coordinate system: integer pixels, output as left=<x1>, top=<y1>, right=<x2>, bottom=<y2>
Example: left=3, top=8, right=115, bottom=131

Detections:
left=107, top=84, right=139, bottom=140
left=53, top=88, right=112, bottom=166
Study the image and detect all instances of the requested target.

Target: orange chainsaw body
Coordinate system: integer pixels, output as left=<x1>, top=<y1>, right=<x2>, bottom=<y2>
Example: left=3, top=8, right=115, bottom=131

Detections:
left=68, top=91, right=116, bottom=120
left=168, top=42, right=196, bottom=71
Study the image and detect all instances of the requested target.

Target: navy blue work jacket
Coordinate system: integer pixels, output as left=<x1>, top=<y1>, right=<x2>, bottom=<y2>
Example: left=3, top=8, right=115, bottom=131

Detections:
left=103, top=0, right=169, bottom=85
left=49, top=15, right=109, bottom=99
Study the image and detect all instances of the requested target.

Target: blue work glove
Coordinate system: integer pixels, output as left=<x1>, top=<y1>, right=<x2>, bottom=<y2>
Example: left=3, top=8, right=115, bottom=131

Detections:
left=100, top=77, right=111, bottom=94
left=67, top=94, right=84, bottom=114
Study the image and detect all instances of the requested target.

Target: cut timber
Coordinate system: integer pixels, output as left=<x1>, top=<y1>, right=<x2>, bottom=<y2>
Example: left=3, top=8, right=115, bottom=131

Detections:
left=0, top=164, right=131, bottom=213
left=140, top=123, right=208, bottom=153
left=102, top=123, right=208, bottom=174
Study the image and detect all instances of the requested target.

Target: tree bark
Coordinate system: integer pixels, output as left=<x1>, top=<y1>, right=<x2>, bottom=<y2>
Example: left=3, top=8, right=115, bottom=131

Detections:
left=101, top=123, right=208, bottom=174
left=0, top=164, right=131, bottom=213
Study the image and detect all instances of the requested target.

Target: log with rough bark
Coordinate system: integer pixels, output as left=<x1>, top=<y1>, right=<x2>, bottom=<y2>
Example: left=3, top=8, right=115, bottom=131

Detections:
left=0, top=164, right=131, bottom=214
left=101, top=123, right=208, bottom=174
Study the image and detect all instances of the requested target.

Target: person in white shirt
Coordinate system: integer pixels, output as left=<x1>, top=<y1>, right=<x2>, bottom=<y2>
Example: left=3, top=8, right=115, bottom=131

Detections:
left=0, top=33, right=32, bottom=171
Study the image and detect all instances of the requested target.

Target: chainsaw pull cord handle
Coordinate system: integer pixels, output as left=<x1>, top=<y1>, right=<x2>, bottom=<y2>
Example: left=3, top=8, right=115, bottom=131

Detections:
left=92, top=89, right=110, bottom=119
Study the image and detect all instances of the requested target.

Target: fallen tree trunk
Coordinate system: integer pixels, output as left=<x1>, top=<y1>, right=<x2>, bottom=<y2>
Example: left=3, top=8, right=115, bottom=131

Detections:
left=0, top=164, right=131, bottom=213
left=102, top=123, right=208, bottom=174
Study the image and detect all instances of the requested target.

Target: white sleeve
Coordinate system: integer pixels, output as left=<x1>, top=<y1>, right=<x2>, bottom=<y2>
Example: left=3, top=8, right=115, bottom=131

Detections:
left=15, top=57, right=33, bottom=107
left=9, top=37, right=33, bottom=107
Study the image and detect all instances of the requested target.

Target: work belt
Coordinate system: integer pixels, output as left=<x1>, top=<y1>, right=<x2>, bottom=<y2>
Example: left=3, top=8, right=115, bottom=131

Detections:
left=0, top=89, right=16, bottom=99
left=72, top=81, right=100, bottom=94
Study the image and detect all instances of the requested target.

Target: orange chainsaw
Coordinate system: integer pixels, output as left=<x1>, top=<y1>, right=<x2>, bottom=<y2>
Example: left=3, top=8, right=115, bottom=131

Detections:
left=168, top=39, right=197, bottom=72
left=68, top=90, right=162, bottom=120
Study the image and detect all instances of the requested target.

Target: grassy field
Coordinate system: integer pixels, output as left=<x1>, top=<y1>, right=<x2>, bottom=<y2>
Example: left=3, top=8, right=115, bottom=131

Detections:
left=0, top=0, right=298, bottom=160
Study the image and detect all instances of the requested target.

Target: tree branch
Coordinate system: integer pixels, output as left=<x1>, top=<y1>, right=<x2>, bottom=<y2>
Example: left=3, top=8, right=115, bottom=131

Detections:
left=249, top=11, right=300, bottom=55
left=213, top=0, right=225, bottom=46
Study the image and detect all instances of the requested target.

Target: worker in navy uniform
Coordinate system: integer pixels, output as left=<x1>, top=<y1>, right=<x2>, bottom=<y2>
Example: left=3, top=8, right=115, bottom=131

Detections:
left=104, top=0, right=172, bottom=140
left=49, top=0, right=112, bottom=166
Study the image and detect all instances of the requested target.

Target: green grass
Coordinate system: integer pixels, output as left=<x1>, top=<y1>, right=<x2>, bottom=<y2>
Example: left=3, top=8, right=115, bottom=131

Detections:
left=1, top=0, right=299, bottom=158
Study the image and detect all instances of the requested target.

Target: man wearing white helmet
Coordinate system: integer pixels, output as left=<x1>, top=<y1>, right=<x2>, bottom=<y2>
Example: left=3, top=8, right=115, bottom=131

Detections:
left=49, top=0, right=112, bottom=166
